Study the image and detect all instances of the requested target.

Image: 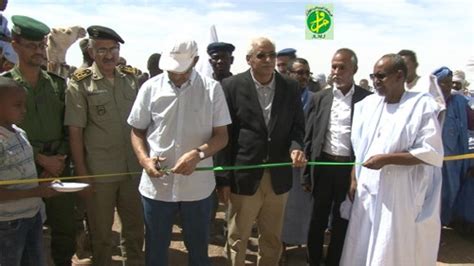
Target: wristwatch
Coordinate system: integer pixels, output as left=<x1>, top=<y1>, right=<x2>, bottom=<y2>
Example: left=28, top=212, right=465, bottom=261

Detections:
left=195, top=148, right=205, bottom=160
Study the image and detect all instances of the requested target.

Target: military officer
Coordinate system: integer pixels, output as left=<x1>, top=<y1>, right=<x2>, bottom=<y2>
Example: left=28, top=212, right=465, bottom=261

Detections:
left=4, top=15, right=76, bottom=266
left=65, top=25, right=144, bottom=266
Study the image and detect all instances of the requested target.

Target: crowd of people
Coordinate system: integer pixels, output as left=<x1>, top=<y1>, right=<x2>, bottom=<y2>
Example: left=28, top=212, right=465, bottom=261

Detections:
left=0, top=11, right=473, bottom=266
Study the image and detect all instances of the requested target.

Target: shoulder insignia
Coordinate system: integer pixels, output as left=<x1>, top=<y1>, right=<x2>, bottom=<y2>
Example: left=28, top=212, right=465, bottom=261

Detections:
left=119, top=65, right=139, bottom=76
left=72, top=69, right=93, bottom=82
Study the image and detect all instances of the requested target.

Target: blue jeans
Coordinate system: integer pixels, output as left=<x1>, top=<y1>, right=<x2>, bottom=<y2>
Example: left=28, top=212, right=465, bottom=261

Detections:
left=0, top=212, right=46, bottom=266
left=142, top=194, right=212, bottom=266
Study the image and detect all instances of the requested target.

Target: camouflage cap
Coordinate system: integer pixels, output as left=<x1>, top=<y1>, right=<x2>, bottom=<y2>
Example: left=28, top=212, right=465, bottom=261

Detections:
left=11, top=15, right=50, bottom=41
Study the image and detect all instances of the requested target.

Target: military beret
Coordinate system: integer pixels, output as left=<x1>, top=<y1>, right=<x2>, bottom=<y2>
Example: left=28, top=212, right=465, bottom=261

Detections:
left=11, top=15, right=50, bottom=41
left=207, top=42, right=235, bottom=55
left=87, top=25, right=124, bottom=44
left=277, top=48, right=297, bottom=57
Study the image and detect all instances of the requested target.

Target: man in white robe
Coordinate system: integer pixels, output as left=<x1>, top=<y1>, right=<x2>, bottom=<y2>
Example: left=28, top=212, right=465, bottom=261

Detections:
left=340, top=53, right=444, bottom=266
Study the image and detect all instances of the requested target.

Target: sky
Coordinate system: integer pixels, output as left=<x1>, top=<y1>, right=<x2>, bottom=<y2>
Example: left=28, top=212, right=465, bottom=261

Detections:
left=5, top=0, right=474, bottom=85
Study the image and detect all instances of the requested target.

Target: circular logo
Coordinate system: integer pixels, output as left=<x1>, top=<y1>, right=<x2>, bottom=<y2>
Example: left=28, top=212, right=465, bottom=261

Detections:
left=306, top=9, right=332, bottom=34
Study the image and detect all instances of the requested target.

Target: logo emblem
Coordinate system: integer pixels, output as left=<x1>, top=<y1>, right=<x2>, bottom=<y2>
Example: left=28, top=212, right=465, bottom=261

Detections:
left=305, top=4, right=334, bottom=40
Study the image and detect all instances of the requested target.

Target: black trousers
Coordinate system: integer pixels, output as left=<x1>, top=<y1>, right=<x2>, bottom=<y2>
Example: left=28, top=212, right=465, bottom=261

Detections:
left=307, top=158, right=352, bottom=266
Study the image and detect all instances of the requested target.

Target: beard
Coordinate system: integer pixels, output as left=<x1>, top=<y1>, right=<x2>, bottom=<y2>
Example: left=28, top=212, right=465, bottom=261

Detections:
left=28, top=54, right=46, bottom=67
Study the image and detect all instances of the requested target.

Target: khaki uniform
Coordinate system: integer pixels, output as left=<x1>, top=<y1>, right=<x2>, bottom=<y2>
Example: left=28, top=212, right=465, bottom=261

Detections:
left=65, top=62, right=144, bottom=266
left=3, top=67, right=76, bottom=266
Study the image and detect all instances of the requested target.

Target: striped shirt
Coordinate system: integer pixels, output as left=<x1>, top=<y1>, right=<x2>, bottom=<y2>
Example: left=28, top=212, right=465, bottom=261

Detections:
left=0, top=125, right=42, bottom=221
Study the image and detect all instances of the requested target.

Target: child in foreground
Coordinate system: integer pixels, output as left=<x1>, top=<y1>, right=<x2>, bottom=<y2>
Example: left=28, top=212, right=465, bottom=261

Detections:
left=0, top=77, right=60, bottom=266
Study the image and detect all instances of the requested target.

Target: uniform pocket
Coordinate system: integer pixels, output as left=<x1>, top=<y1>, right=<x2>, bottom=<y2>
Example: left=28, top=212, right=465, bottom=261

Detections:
left=88, top=94, right=113, bottom=122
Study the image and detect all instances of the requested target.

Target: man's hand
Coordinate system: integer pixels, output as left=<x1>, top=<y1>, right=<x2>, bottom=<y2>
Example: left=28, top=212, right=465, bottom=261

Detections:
left=216, top=186, right=230, bottom=204
left=33, top=182, right=61, bottom=198
left=171, top=150, right=200, bottom=176
left=363, top=154, right=387, bottom=170
left=302, top=183, right=311, bottom=193
left=348, top=177, right=357, bottom=202
left=290, top=149, right=307, bottom=168
left=36, top=154, right=67, bottom=177
left=140, top=156, right=167, bottom=178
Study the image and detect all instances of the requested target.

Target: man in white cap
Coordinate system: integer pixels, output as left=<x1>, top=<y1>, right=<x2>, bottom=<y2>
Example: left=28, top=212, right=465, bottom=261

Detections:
left=452, top=70, right=470, bottom=95
left=128, top=39, right=231, bottom=266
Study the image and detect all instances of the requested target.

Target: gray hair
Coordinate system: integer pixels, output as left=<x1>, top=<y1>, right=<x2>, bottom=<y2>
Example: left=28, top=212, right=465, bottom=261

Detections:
left=246, top=37, right=275, bottom=56
left=335, top=48, right=358, bottom=69
left=379, top=53, right=408, bottom=80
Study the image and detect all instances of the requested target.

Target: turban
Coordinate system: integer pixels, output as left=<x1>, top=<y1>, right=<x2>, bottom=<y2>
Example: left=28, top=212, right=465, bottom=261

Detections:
left=432, top=66, right=453, bottom=80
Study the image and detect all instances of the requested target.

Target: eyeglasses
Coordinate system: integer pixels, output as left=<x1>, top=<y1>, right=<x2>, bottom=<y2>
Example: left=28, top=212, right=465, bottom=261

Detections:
left=369, top=71, right=395, bottom=81
left=255, top=51, right=276, bottom=60
left=19, top=41, right=48, bottom=50
left=290, top=70, right=311, bottom=76
left=95, top=46, right=120, bottom=56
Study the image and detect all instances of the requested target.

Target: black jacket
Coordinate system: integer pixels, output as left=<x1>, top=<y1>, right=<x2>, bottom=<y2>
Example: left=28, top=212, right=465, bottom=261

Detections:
left=303, top=85, right=372, bottom=190
left=215, top=70, right=305, bottom=195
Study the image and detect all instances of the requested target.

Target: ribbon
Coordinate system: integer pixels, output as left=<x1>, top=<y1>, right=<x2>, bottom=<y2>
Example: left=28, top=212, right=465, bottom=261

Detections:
left=1, top=153, right=473, bottom=186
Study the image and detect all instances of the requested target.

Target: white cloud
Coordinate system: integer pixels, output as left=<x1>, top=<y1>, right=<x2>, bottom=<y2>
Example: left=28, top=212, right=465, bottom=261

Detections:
left=4, top=0, right=473, bottom=83
left=208, top=2, right=237, bottom=9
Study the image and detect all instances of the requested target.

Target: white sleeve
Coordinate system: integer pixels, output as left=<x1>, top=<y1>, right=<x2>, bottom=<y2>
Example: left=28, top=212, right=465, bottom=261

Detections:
left=127, top=84, right=152, bottom=130
left=212, top=82, right=232, bottom=127
left=409, top=98, right=444, bottom=167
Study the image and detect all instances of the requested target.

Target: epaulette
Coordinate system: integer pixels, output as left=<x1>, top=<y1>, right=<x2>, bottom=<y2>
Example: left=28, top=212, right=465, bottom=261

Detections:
left=72, top=68, right=93, bottom=82
left=119, top=65, right=140, bottom=76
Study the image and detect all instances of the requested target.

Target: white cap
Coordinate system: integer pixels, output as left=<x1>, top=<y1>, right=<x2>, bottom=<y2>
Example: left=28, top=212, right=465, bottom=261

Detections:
left=159, top=39, right=198, bottom=73
left=453, top=70, right=470, bottom=88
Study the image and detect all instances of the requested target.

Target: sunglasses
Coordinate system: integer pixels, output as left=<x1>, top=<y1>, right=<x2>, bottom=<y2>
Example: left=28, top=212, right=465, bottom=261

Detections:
left=95, top=46, right=120, bottom=56
left=369, top=71, right=395, bottom=81
left=255, top=51, right=276, bottom=60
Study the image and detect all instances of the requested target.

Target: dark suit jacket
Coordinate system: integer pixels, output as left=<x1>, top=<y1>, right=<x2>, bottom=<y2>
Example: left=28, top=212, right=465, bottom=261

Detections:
left=215, top=70, right=305, bottom=195
left=302, top=85, right=371, bottom=190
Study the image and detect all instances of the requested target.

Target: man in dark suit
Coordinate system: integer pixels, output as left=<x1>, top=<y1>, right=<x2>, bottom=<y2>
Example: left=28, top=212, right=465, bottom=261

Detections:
left=304, top=48, right=371, bottom=266
left=216, top=37, right=306, bottom=266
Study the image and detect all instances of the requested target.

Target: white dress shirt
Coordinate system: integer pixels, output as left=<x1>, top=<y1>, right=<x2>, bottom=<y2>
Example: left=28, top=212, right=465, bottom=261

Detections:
left=251, top=70, right=275, bottom=127
left=323, top=84, right=355, bottom=156
left=127, top=70, right=231, bottom=202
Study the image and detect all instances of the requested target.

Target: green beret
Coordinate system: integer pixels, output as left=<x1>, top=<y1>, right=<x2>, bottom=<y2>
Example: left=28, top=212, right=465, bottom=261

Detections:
left=87, top=25, right=124, bottom=44
left=11, top=15, right=50, bottom=41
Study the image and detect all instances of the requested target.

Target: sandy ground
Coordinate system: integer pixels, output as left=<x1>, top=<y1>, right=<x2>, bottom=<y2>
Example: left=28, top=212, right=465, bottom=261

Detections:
left=45, top=205, right=474, bottom=266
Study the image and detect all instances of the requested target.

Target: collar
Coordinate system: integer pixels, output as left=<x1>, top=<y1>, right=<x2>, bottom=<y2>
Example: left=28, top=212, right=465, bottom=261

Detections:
left=0, top=125, right=17, bottom=139
left=406, top=75, right=420, bottom=88
left=332, top=83, right=355, bottom=98
left=10, top=66, right=51, bottom=86
left=166, top=69, right=198, bottom=89
left=90, top=62, right=124, bottom=80
left=250, top=69, right=275, bottom=90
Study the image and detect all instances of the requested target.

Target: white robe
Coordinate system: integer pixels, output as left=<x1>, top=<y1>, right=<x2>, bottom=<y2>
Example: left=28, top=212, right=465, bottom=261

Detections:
left=340, top=91, right=444, bottom=266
